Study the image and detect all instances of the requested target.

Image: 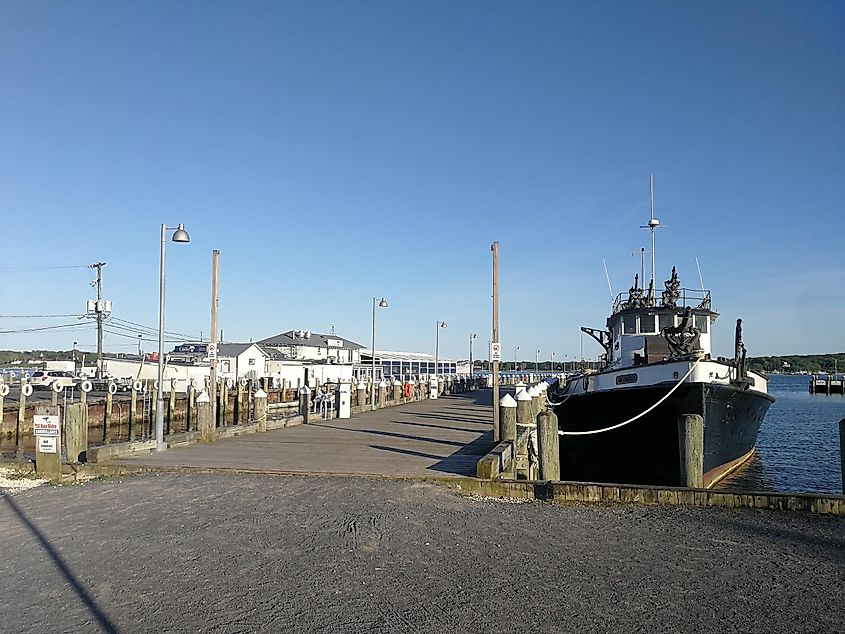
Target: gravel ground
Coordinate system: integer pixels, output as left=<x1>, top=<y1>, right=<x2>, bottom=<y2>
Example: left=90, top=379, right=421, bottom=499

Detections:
left=1, top=473, right=843, bottom=634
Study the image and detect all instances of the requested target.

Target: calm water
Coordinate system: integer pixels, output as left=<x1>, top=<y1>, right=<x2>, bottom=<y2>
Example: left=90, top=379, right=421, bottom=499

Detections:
left=720, top=374, right=844, bottom=494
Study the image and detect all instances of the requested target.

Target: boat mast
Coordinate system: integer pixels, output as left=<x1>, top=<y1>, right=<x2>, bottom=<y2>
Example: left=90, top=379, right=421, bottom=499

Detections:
left=642, top=174, right=661, bottom=304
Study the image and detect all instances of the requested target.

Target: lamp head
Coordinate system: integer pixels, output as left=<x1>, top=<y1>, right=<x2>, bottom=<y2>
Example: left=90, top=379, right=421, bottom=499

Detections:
left=172, top=223, right=191, bottom=243
left=439, top=321, right=447, bottom=328
left=378, top=298, right=388, bottom=308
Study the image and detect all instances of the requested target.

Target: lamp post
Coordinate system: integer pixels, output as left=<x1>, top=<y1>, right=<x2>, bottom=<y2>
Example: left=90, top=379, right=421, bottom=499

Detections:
left=435, top=321, right=447, bottom=380
left=514, top=345, right=520, bottom=372
left=72, top=341, right=77, bottom=368
left=468, top=333, right=477, bottom=376
left=137, top=334, right=143, bottom=357
left=371, top=297, right=388, bottom=411
left=551, top=351, right=555, bottom=372
left=536, top=349, right=540, bottom=372
left=155, top=223, right=191, bottom=451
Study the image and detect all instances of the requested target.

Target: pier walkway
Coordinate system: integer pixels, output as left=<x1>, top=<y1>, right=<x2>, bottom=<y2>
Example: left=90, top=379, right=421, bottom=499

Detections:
left=116, top=390, right=495, bottom=477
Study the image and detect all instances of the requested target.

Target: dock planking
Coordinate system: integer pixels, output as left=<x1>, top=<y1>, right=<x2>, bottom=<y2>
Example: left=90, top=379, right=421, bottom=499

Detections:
left=116, top=390, right=496, bottom=477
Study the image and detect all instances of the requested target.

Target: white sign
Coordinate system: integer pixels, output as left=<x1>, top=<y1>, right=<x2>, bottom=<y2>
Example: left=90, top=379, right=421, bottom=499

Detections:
left=33, top=415, right=60, bottom=437
left=37, top=437, right=57, bottom=454
left=490, top=342, right=502, bottom=362
left=208, top=344, right=217, bottom=360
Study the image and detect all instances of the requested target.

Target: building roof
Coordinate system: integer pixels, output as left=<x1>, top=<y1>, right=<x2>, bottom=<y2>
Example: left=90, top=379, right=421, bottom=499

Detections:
left=361, top=350, right=456, bottom=363
left=217, top=343, right=269, bottom=359
left=257, top=330, right=364, bottom=350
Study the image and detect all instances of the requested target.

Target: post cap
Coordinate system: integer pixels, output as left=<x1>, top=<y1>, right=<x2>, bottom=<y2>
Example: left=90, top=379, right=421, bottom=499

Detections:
left=356, top=382, right=367, bottom=389
left=379, top=380, right=387, bottom=387
left=499, top=393, right=517, bottom=407
left=527, top=385, right=540, bottom=397
left=537, top=381, right=549, bottom=391
left=196, top=390, right=210, bottom=404
left=516, top=389, right=532, bottom=401
left=299, top=385, right=311, bottom=395
left=254, top=388, right=267, bottom=399
left=393, top=379, right=402, bottom=386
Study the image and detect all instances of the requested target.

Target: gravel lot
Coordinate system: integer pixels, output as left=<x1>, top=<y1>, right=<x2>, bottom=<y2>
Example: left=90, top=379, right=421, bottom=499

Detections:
left=1, top=473, right=843, bottom=633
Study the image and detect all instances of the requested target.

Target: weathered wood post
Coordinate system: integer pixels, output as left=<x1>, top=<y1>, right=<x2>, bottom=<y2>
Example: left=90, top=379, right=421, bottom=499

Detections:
left=51, top=383, right=59, bottom=406
left=500, top=393, right=517, bottom=443
left=16, top=381, right=30, bottom=457
left=187, top=381, right=196, bottom=432
left=537, top=410, right=561, bottom=481
left=167, top=379, right=176, bottom=434
left=0, top=382, right=6, bottom=429
left=515, top=389, right=533, bottom=478
left=300, top=385, right=311, bottom=424
left=129, top=381, right=139, bottom=440
left=516, top=388, right=533, bottom=428
left=528, top=385, right=542, bottom=420
left=393, top=379, right=402, bottom=404
left=839, top=418, right=844, bottom=494
left=356, top=382, right=367, bottom=410
left=378, top=380, right=387, bottom=409
left=34, top=405, right=61, bottom=480
left=66, top=402, right=87, bottom=463
left=150, top=381, right=158, bottom=435
left=103, top=381, right=114, bottom=444
left=677, top=414, right=705, bottom=488
left=255, top=388, right=268, bottom=432
left=197, top=390, right=214, bottom=442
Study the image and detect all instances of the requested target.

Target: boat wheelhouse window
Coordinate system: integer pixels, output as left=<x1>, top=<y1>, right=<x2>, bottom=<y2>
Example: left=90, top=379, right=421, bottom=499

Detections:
left=639, top=314, right=656, bottom=334
left=623, top=317, right=636, bottom=334
left=693, top=315, right=709, bottom=333
left=658, top=313, right=675, bottom=332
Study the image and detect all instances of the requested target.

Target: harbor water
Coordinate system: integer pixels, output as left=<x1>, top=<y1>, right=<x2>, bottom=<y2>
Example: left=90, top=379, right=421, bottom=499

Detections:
left=721, top=374, right=844, bottom=494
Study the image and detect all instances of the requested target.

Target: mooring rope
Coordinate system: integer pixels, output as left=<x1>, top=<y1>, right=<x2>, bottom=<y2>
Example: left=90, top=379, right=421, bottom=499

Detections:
left=558, top=358, right=702, bottom=436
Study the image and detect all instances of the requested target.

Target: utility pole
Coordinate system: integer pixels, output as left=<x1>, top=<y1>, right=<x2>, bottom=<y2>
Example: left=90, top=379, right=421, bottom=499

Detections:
left=89, top=262, right=106, bottom=378
left=209, top=250, right=220, bottom=430
left=491, top=241, right=500, bottom=441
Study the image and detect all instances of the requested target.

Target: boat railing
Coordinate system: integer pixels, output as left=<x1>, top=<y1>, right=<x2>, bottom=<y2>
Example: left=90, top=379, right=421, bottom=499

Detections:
left=612, top=288, right=712, bottom=314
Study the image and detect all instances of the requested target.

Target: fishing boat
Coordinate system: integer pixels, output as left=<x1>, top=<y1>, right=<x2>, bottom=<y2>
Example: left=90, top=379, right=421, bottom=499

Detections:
left=547, top=180, right=774, bottom=488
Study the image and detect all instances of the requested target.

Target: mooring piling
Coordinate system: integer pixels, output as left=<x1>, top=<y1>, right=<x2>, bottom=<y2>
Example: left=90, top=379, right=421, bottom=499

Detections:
left=678, top=414, right=704, bottom=488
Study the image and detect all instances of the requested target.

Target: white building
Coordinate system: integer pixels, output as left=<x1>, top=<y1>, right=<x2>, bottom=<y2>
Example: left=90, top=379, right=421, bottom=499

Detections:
left=258, top=330, right=364, bottom=364
left=216, top=343, right=269, bottom=382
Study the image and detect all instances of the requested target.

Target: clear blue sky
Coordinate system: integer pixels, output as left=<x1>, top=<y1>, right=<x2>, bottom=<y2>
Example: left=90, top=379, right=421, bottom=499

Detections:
left=1, top=1, right=843, bottom=361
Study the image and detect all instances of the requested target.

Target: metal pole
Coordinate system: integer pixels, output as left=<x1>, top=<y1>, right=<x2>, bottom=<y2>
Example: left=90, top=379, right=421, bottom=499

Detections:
left=209, top=250, right=219, bottom=430
left=155, top=224, right=167, bottom=451
left=92, top=262, right=105, bottom=379
left=435, top=322, right=439, bottom=382
left=491, top=241, right=500, bottom=441
left=371, top=297, right=377, bottom=411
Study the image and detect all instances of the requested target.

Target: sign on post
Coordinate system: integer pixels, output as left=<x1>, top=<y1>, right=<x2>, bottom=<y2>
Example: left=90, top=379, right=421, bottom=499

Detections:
left=490, top=342, right=502, bottom=362
left=37, top=437, right=58, bottom=454
left=34, top=415, right=60, bottom=437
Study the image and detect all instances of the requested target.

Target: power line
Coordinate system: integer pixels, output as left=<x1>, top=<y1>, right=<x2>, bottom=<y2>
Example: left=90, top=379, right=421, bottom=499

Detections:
left=0, top=323, right=90, bottom=335
left=0, top=264, right=90, bottom=271
left=0, top=314, right=84, bottom=319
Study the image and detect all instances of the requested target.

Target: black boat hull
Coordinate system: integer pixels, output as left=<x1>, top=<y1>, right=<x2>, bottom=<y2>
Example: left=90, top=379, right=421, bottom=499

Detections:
left=552, top=381, right=774, bottom=487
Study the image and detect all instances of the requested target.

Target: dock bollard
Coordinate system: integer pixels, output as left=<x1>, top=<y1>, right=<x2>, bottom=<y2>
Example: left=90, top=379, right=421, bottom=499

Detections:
left=528, top=385, right=542, bottom=419
left=500, top=393, right=517, bottom=443
left=677, top=414, right=704, bottom=488
left=537, top=410, right=561, bottom=481
left=255, top=389, right=268, bottom=432
left=516, top=389, right=533, bottom=427
left=197, top=390, right=215, bottom=441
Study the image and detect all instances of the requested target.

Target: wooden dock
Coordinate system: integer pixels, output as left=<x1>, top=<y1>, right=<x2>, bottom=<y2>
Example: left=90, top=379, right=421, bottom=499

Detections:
left=114, top=390, right=496, bottom=477
left=809, top=374, right=845, bottom=395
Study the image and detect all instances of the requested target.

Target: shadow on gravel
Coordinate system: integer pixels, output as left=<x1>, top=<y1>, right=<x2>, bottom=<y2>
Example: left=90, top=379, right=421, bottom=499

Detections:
left=696, top=509, right=845, bottom=560
left=2, top=494, right=121, bottom=633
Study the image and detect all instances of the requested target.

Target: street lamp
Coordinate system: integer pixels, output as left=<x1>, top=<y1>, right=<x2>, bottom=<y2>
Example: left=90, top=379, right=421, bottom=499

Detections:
left=536, top=349, right=540, bottom=373
left=137, top=334, right=143, bottom=357
left=435, top=321, right=447, bottom=380
left=551, top=351, right=556, bottom=371
left=72, top=341, right=77, bottom=367
left=155, top=222, right=191, bottom=451
left=514, top=345, right=520, bottom=372
left=371, top=297, right=388, bottom=411
left=468, top=333, right=477, bottom=376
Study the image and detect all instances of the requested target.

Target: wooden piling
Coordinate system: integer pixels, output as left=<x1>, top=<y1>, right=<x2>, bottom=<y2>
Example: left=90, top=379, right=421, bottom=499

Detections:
left=103, top=383, right=113, bottom=444
left=197, top=390, right=214, bottom=442
left=187, top=383, right=196, bottom=432
left=255, top=389, right=268, bottom=432
left=678, top=414, right=704, bottom=488
left=500, top=393, right=517, bottom=442
left=66, top=402, right=87, bottom=463
left=537, top=410, right=561, bottom=481
left=168, top=381, right=176, bottom=434
left=840, top=418, right=844, bottom=495
left=129, top=385, right=138, bottom=440
left=516, top=389, right=533, bottom=427
left=300, top=386, right=311, bottom=424
left=16, top=385, right=27, bottom=457
left=150, top=384, right=158, bottom=435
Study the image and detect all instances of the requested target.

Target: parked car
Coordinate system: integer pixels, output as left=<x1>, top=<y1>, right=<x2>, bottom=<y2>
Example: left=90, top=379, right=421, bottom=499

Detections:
left=30, top=370, right=78, bottom=390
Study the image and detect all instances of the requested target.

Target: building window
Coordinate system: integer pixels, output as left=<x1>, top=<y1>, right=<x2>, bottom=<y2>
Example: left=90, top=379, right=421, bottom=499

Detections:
left=658, top=313, right=675, bottom=332
left=623, top=318, right=636, bottom=334
left=249, top=358, right=256, bottom=365
left=639, top=314, right=656, bottom=334
left=694, top=315, right=709, bottom=333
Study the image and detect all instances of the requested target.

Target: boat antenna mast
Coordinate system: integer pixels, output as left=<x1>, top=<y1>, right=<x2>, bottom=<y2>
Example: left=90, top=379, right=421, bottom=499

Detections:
left=602, top=258, right=614, bottom=304
left=640, top=174, right=663, bottom=305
